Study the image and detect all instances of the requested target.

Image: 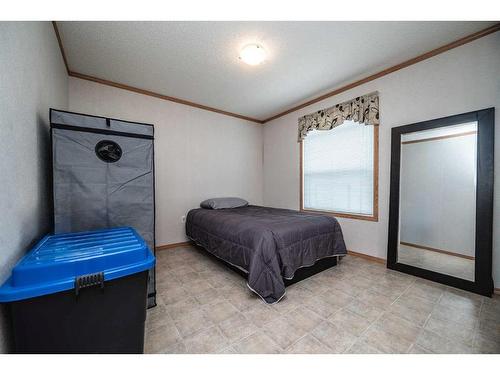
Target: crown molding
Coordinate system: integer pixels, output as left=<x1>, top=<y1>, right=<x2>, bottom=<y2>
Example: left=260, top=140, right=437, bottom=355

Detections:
left=68, top=71, right=264, bottom=123
left=52, top=21, right=70, bottom=74
left=51, top=21, right=264, bottom=124
left=52, top=21, right=500, bottom=126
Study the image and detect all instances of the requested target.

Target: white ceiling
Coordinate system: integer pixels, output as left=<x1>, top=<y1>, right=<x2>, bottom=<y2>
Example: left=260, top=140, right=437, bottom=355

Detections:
left=58, top=21, right=494, bottom=121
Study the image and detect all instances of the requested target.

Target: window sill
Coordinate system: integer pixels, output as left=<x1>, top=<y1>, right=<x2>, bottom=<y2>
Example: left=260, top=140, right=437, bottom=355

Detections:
left=300, top=208, right=379, bottom=222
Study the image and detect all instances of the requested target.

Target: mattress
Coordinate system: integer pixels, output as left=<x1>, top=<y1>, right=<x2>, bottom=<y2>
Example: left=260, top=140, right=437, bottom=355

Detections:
left=185, top=205, right=347, bottom=303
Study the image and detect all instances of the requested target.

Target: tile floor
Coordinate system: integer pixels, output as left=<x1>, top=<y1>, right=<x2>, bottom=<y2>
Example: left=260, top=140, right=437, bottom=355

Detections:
left=145, top=245, right=500, bottom=354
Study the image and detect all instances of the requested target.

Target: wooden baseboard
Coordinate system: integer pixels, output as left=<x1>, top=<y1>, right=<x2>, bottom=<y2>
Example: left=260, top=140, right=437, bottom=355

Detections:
left=155, top=241, right=193, bottom=251
left=347, top=250, right=386, bottom=265
left=494, top=288, right=500, bottom=296
left=400, top=241, right=475, bottom=261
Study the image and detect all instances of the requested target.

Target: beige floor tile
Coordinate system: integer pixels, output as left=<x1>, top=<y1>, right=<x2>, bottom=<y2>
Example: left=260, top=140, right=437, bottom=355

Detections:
left=345, top=299, right=384, bottom=322
left=346, top=340, right=384, bottom=354
left=347, top=275, right=375, bottom=289
left=311, top=321, right=357, bottom=353
left=224, top=288, right=258, bottom=311
left=358, top=289, right=397, bottom=310
left=193, top=287, right=226, bottom=306
left=284, top=284, right=315, bottom=301
left=473, top=332, right=500, bottom=354
left=203, top=300, right=240, bottom=324
left=380, top=270, right=416, bottom=285
left=262, top=316, right=307, bottom=350
left=476, top=318, right=500, bottom=341
left=332, top=280, right=365, bottom=297
left=204, top=273, right=237, bottom=289
left=375, top=312, right=421, bottom=342
left=480, top=302, right=500, bottom=323
left=328, top=308, right=372, bottom=336
left=403, top=279, right=445, bottom=302
left=165, top=297, right=201, bottom=321
left=144, top=323, right=182, bottom=354
left=286, top=306, right=324, bottom=332
left=147, top=246, right=491, bottom=354
left=286, top=334, right=331, bottom=354
left=190, top=260, right=214, bottom=273
left=360, top=324, right=414, bottom=354
left=145, top=304, right=174, bottom=332
left=243, top=303, right=281, bottom=328
left=270, top=294, right=301, bottom=314
left=407, top=344, right=432, bottom=354
left=391, top=293, right=436, bottom=313
left=233, top=331, right=281, bottom=354
left=181, top=279, right=213, bottom=296
left=217, top=346, right=238, bottom=354
left=300, top=277, right=332, bottom=295
left=439, top=290, right=483, bottom=314
left=177, top=271, right=202, bottom=284
left=156, top=275, right=182, bottom=291
left=170, top=265, right=197, bottom=277
left=174, top=309, right=213, bottom=338
left=424, top=315, right=475, bottom=346
left=368, top=282, right=407, bottom=300
left=158, top=285, right=188, bottom=305
left=218, top=313, right=258, bottom=343
left=184, top=326, right=229, bottom=354
left=305, top=296, right=342, bottom=318
left=428, top=303, right=478, bottom=329
left=319, top=288, right=354, bottom=309
left=163, top=340, right=188, bottom=354
left=416, top=329, right=475, bottom=354
left=388, top=302, right=431, bottom=327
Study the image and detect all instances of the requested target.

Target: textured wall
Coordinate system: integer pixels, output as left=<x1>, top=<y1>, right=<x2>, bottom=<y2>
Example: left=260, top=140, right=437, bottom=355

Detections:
left=263, top=33, right=500, bottom=287
left=68, top=77, right=264, bottom=246
left=0, top=22, right=68, bottom=352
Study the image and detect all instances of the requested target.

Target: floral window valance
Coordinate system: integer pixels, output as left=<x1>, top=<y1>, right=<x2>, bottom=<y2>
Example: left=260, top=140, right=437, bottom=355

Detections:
left=298, top=92, right=379, bottom=142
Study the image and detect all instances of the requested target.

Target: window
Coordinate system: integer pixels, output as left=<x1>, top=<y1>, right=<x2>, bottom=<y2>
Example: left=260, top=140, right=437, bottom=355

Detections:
left=301, top=120, right=378, bottom=221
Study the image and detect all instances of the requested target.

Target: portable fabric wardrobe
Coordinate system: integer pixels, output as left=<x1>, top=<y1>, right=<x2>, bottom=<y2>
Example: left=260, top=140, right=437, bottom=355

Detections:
left=50, top=109, right=156, bottom=308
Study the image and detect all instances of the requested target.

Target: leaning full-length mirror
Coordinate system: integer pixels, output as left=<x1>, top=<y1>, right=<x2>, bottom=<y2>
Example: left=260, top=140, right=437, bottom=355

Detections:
left=387, top=108, right=494, bottom=297
left=398, top=122, right=477, bottom=281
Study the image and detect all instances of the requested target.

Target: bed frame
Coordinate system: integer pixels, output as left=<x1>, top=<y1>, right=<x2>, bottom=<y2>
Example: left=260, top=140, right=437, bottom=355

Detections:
left=193, top=243, right=341, bottom=286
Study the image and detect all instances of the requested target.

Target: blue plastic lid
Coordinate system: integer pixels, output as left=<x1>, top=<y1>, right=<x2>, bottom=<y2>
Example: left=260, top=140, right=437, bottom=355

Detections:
left=0, top=227, right=155, bottom=302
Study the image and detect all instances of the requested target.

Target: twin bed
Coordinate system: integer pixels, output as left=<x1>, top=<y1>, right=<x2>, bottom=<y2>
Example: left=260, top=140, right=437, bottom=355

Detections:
left=185, top=204, right=347, bottom=304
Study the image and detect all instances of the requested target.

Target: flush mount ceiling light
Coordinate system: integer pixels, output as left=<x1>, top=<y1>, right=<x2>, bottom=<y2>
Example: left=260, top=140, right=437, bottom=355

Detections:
left=239, top=44, right=266, bottom=66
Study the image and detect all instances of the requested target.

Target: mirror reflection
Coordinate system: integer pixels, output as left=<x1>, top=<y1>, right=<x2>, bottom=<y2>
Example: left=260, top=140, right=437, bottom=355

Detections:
left=397, top=121, right=477, bottom=281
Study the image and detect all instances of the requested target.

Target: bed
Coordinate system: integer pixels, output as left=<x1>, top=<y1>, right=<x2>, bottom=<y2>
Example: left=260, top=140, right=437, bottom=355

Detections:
left=185, top=205, right=347, bottom=304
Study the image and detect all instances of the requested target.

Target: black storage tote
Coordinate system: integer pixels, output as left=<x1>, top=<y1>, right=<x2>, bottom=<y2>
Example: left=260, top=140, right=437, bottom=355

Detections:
left=0, top=227, right=155, bottom=353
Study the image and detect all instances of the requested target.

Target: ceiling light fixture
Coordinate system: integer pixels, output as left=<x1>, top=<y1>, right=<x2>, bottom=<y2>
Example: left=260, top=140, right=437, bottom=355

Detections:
left=239, top=44, right=266, bottom=66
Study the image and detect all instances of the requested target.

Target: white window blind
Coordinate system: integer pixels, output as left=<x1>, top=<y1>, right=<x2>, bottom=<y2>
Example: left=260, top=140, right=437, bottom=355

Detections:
left=303, top=120, right=374, bottom=216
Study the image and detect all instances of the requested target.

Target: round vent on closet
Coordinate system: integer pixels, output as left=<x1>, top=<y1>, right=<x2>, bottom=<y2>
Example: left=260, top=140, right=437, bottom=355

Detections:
left=95, top=140, right=122, bottom=163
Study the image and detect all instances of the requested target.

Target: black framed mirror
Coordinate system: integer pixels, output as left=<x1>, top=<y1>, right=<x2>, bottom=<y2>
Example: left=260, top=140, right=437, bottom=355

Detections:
left=387, top=108, right=494, bottom=297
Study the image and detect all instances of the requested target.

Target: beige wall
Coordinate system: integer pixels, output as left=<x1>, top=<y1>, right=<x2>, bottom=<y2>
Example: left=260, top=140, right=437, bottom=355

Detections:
left=263, top=33, right=500, bottom=287
left=0, top=22, right=68, bottom=352
left=68, top=77, right=264, bottom=246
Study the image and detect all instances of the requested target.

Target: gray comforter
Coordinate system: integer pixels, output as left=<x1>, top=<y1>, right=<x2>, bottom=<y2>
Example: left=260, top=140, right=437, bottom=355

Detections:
left=185, top=205, right=347, bottom=303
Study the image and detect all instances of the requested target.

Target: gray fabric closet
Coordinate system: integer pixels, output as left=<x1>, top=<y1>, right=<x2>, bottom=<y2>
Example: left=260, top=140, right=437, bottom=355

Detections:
left=50, top=109, right=156, bottom=308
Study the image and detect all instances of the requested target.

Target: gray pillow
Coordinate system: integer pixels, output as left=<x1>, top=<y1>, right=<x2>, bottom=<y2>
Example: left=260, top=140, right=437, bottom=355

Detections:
left=200, top=197, right=248, bottom=209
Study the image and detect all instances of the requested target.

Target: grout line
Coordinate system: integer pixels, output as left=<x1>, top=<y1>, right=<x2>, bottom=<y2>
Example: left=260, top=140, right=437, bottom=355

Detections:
left=343, top=276, right=417, bottom=354
left=472, top=297, right=485, bottom=351
left=156, top=247, right=489, bottom=354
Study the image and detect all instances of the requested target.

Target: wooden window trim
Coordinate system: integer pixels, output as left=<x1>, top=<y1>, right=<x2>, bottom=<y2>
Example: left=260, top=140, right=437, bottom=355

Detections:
left=400, top=130, right=477, bottom=145
left=299, top=125, right=379, bottom=222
